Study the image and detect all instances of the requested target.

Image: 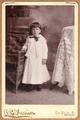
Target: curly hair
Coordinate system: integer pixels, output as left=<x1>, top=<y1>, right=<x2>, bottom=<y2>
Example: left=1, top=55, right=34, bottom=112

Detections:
left=29, top=22, right=41, bottom=35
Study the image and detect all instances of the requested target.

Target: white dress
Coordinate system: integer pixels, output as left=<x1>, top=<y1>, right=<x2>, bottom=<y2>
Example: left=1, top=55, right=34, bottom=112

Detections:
left=22, top=34, right=50, bottom=84
left=52, top=26, right=74, bottom=94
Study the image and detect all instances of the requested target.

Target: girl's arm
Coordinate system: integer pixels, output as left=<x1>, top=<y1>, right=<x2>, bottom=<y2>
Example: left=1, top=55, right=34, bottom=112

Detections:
left=42, top=39, right=48, bottom=64
left=21, top=37, right=29, bottom=52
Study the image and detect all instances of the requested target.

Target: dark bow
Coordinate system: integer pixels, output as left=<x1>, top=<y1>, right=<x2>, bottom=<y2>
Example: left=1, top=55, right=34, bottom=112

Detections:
left=34, top=37, right=39, bottom=41
left=30, top=36, right=39, bottom=41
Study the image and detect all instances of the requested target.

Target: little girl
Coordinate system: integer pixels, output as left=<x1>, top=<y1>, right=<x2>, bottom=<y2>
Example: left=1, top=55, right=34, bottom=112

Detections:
left=21, top=22, right=50, bottom=91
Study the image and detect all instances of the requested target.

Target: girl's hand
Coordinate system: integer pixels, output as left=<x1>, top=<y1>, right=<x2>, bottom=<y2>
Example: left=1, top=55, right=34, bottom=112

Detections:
left=21, top=47, right=26, bottom=52
left=42, top=59, right=47, bottom=65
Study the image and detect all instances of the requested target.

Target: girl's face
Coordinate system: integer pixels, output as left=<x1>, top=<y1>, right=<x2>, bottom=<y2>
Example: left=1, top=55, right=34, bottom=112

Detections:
left=32, top=27, right=41, bottom=37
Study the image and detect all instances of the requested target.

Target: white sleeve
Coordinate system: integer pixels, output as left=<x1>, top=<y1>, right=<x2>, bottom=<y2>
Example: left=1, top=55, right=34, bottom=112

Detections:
left=42, top=39, right=48, bottom=59
left=22, top=37, right=29, bottom=50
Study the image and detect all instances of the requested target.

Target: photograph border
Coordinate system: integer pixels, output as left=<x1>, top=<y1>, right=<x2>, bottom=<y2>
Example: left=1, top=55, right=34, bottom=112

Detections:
left=0, top=1, right=79, bottom=119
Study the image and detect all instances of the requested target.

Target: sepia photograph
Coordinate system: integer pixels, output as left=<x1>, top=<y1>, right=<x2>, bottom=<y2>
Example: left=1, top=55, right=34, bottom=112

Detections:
left=2, top=2, right=78, bottom=119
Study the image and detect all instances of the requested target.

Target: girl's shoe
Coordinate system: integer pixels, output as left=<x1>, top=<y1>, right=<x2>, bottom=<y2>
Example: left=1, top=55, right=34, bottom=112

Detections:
left=36, top=85, right=42, bottom=91
left=26, top=84, right=34, bottom=91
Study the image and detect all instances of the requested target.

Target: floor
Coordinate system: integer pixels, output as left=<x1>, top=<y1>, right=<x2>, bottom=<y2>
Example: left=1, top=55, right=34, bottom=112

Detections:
left=6, top=83, right=74, bottom=105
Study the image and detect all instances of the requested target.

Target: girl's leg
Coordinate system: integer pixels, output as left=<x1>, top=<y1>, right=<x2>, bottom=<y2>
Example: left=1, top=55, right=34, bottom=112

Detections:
left=26, top=84, right=34, bottom=91
left=35, top=84, right=42, bottom=91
